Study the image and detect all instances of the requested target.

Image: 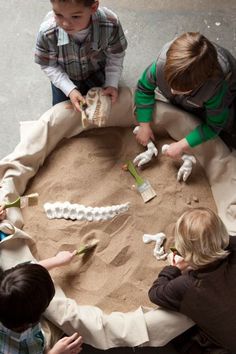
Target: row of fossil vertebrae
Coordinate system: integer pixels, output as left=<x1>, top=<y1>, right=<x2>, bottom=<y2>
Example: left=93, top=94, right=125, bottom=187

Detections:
left=44, top=201, right=130, bottom=221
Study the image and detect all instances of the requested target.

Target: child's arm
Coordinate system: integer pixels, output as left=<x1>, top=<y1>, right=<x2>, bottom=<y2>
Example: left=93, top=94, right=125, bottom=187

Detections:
left=135, top=62, right=157, bottom=145
left=0, top=205, right=6, bottom=221
left=41, top=65, right=86, bottom=112
left=39, top=250, right=77, bottom=271
left=103, top=52, right=125, bottom=104
left=148, top=264, right=192, bottom=312
left=163, top=138, right=191, bottom=159
left=103, top=13, right=127, bottom=103
left=183, top=82, right=229, bottom=149
left=135, top=122, right=155, bottom=147
left=47, top=332, right=83, bottom=354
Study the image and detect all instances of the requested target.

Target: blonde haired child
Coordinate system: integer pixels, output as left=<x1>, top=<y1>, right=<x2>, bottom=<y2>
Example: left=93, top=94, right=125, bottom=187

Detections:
left=149, top=207, right=236, bottom=353
left=175, top=207, right=229, bottom=269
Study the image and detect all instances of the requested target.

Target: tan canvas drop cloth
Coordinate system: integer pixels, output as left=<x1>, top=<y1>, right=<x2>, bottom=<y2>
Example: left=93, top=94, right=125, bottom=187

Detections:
left=0, top=87, right=235, bottom=349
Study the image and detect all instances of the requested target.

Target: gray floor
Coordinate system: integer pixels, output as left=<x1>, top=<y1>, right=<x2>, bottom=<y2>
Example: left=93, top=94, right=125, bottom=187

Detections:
left=0, top=0, right=236, bottom=159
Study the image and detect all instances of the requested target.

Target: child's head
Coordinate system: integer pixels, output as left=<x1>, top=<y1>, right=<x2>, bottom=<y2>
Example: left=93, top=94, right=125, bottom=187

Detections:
left=164, top=32, right=222, bottom=94
left=175, top=207, right=229, bottom=269
left=0, top=263, right=55, bottom=330
left=50, top=0, right=98, bottom=34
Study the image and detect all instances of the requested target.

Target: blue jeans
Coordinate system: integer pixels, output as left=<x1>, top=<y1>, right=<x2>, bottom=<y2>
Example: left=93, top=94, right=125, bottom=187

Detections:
left=51, top=71, right=105, bottom=106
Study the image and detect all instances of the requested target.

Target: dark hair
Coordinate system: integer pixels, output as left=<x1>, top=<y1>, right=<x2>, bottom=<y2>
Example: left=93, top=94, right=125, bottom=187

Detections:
left=164, top=32, right=222, bottom=92
left=50, top=0, right=96, bottom=6
left=0, top=263, right=55, bottom=329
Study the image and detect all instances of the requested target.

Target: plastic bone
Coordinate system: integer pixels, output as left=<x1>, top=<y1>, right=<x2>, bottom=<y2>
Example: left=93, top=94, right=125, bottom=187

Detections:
left=133, top=126, right=158, bottom=167
left=142, top=232, right=167, bottom=261
left=82, top=87, right=112, bottom=128
left=161, top=144, right=196, bottom=182
left=44, top=202, right=130, bottom=222
left=177, top=154, right=197, bottom=182
left=142, top=232, right=166, bottom=244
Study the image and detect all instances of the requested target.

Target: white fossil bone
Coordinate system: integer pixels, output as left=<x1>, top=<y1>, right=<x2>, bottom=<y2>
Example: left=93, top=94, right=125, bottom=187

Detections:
left=133, top=126, right=158, bottom=167
left=142, top=232, right=166, bottom=244
left=44, top=202, right=130, bottom=222
left=161, top=144, right=196, bottom=182
left=82, top=87, right=112, bottom=128
left=177, top=154, right=197, bottom=182
left=142, top=232, right=167, bottom=261
left=161, top=144, right=170, bottom=155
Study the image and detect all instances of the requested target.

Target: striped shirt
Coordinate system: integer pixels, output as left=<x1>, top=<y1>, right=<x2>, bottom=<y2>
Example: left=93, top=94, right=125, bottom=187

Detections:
left=135, top=42, right=236, bottom=147
left=0, top=322, right=45, bottom=354
left=35, top=7, right=127, bottom=84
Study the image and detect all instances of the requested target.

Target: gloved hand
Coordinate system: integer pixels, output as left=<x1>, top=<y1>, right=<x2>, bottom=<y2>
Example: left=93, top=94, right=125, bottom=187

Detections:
left=162, top=144, right=196, bottom=182
left=133, top=126, right=158, bottom=167
left=177, top=154, right=196, bottom=182
left=133, top=141, right=158, bottom=167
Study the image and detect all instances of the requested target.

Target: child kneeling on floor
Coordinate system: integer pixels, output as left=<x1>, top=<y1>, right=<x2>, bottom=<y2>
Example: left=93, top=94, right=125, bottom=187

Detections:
left=0, top=250, right=83, bottom=354
left=149, top=207, right=236, bottom=354
left=135, top=32, right=236, bottom=156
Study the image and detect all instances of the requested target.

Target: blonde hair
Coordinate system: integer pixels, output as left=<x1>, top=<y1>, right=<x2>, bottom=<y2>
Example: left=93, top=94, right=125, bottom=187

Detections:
left=175, top=207, right=229, bottom=269
left=164, top=32, right=222, bottom=92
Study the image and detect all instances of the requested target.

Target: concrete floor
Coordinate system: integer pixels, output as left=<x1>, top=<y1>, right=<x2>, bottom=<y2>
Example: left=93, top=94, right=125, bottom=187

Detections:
left=0, top=0, right=236, bottom=159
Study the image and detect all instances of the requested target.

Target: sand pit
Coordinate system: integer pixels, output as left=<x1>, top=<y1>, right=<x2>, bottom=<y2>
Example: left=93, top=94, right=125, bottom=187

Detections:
left=22, top=127, right=216, bottom=313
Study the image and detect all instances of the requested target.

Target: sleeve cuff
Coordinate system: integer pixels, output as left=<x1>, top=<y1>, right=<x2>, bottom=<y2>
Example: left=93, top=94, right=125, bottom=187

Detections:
left=104, top=74, right=120, bottom=89
left=136, top=108, right=153, bottom=123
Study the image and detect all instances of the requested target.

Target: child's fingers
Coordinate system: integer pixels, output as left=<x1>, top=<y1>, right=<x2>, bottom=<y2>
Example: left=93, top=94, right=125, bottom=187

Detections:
left=71, top=250, right=77, bottom=257
left=62, top=333, right=82, bottom=351
left=68, top=336, right=83, bottom=350
left=0, top=209, right=6, bottom=220
left=73, top=100, right=83, bottom=113
left=64, top=332, right=81, bottom=343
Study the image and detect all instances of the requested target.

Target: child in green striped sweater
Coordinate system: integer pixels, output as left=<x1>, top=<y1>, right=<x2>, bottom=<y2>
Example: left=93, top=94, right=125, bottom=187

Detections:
left=135, top=32, right=236, bottom=159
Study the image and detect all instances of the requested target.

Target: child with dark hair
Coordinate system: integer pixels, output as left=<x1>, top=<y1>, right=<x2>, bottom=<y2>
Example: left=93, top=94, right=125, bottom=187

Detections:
left=0, top=251, right=83, bottom=354
left=148, top=207, right=236, bottom=354
left=135, top=32, right=236, bottom=157
left=35, top=0, right=127, bottom=111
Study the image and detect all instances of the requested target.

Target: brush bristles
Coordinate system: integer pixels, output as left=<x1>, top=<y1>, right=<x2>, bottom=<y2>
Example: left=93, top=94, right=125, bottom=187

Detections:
left=24, top=193, right=39, bottom=207
left=142, top=188, right=156, bottom=203
left=138, top=182, right=157, bottom=203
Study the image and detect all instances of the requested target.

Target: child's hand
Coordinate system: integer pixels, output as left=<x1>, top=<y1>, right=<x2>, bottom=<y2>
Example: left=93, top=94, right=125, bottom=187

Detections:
left=102, top=86, right=118, bottom=104
left=54, top=250, right=77, bottom=266
left=0, top=205, right=6, bottom=221
left=164, top=138, right=189, bottom=159
left=135, top=123, right=155, bottom=146
left=69, top=89, right=86, bottom=112
left=39, top=250, right=77, bottom=270
left=48, top=332, right=83, bottom=354
left=168, top=252, right=189, bottom=271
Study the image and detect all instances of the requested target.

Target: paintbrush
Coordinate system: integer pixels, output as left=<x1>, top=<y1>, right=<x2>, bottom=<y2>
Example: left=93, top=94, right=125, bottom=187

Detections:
left=3, top=193, right=39, bottom=209
left=169, top=247, right=181, bottom=256
left=77, top=239, right=99, bottom=255
left=125, top=161, right=156, bottom=203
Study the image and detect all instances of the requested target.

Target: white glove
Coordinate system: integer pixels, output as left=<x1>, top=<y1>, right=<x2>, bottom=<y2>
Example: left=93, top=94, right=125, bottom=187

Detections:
left=177, top=154, right=196, bottom=182
left=161, top=144, right=196, bottom=182
left=133, top=126, right=158, bottom=167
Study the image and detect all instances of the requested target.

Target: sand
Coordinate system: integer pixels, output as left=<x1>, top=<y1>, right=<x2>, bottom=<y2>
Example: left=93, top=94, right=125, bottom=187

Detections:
left=22, top=127, right=216, bottom=313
